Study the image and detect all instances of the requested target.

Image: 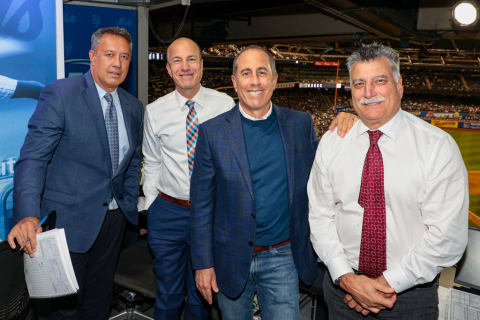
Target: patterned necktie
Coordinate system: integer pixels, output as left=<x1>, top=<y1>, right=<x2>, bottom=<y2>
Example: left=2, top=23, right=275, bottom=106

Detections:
left=358, top=130, right=386, bottom=278
left=186, top=100, right=199, bottom=176
left=104, top=93, right=119, bottom=173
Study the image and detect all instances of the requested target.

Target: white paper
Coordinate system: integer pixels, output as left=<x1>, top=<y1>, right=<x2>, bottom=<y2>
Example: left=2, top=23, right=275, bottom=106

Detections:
left=23, top=228, right=79, bottom=298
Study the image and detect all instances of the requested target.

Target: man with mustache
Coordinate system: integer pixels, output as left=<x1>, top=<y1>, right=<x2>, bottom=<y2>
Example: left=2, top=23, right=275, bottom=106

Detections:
left=308, top=43, right=469, bottom=319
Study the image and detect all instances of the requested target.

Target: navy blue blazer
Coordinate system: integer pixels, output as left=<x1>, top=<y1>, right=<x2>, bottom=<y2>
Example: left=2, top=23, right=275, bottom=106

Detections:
left=190, top=104, right=319, bottom=298
left=13, top=71, right=144, bottom=253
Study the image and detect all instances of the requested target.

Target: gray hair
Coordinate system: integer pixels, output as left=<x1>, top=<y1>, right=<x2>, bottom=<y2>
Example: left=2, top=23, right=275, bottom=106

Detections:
left=91, top=27, right=132, bottom=52
left=232, top=45, right=277, bottom=75
left=346, top=42, right=400, bottom=85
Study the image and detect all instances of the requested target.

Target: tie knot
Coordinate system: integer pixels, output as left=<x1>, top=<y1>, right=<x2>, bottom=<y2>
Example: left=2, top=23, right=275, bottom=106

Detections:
left=367, top=130, right=383, bottom=145
left=104, top=93, right=113, bottom=104
left=186, top=100, right=195, bottom=109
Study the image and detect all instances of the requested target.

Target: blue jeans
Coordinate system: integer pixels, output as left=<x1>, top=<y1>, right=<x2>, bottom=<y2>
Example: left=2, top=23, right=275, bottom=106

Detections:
left=217, top=242, right=299, bottom=320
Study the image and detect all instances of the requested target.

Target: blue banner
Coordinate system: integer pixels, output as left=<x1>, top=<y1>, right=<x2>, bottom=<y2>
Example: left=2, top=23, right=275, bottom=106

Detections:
left=63, top=4, right=138, bottom=96
left=0, top=0, right=60, bottom=240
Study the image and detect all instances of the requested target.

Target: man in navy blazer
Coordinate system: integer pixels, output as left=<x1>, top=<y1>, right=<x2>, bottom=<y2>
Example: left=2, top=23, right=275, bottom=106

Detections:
left=190, top=46, right=318, bottom=319
left=8, top=27, right=143, bottom=319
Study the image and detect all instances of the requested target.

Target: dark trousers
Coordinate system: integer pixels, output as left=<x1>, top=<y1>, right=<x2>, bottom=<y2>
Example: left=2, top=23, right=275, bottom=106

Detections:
left=324, top=272, right=439, bottom=320
left=35, top=209, right=126, bottom=320
left=147, top=195, right=208, bottom=320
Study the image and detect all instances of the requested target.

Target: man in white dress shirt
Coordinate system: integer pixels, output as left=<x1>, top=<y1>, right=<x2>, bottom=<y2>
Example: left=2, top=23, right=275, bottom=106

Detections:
left=143, top=37, right=235, bottom=319
left=307, top=43, right=469, bottom=319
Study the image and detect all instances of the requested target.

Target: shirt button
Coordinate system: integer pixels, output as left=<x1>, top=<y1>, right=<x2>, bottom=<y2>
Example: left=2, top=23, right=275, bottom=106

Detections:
left=103, top=202, right=108, bottom=206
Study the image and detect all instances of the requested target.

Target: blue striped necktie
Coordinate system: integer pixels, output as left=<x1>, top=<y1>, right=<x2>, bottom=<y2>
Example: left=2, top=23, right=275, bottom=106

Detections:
left=104, top=93, right=119, bottom=173
left=185, top=100, right=199, bottom=176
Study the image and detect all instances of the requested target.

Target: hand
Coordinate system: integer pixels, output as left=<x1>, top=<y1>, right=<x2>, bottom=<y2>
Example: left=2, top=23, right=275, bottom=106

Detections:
left=195, top=267, right=219, bottom=305
left=139, top=228, right=148, bottom=236
left=329, top=112, right=358, bottom=138
left=339, top=273, right=396, bottom=312
left=344, top=293, right=376, bottom=316
left=7, top=216, right=41, bottom=257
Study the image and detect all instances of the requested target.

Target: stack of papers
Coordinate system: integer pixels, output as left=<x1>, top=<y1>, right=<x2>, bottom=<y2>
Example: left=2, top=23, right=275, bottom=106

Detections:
left=438, top=286, right=480, bottom=320
left=23, top=228, right=79, bottom=298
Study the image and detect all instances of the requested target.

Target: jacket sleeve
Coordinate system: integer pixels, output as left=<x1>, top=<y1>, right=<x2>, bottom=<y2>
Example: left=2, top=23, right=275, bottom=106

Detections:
left=13, top=84, right=65, bottom=221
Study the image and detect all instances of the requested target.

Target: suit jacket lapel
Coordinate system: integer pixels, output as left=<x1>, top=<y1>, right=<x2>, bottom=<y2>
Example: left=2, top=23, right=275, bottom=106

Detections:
left=116, top=89, right=134, bottom=175
left=275, top=105, right=295, bottom=206
left=82, top=71, right=112, bottom=174
left=225, top=105, right=255, bottom=201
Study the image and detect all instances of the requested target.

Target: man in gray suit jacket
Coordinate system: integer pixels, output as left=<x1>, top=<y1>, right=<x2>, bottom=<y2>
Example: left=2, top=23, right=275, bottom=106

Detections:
left=8, top=27, right=143, bottom=320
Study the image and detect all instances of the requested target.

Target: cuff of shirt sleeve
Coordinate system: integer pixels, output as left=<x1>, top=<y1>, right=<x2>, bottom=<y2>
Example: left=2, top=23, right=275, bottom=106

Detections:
left=326, top=256, right=354, bottom=283
left=383, top=266, right=414, bottom=293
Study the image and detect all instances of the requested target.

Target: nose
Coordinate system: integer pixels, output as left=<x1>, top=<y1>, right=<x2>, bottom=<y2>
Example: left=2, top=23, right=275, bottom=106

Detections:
left=250, top=73, right=260, bottom=86
left=181, top=60, right=190, bottom=71
left=112, top=54, right=121, bottom=68
left=363, top=81, right=376, bottom=98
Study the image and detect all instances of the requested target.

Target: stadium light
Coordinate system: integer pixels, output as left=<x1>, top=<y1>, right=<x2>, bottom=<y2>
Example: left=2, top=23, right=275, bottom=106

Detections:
left=452, top=1, right=479, bottom=26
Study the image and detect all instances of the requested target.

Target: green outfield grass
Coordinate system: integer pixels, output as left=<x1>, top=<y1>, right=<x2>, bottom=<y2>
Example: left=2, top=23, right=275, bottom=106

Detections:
left=442, top=129, right=480, bottom=222
left=443, top=129, right=480, bottom=171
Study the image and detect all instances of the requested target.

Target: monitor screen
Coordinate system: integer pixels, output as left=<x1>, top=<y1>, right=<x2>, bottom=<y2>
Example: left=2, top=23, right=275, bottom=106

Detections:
left=455, top=227, right=480, bottom=290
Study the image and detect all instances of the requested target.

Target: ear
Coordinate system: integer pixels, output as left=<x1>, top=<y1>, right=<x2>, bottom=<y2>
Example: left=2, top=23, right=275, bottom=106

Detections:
left=88, top=50, right=95, bottom=64
left=396, top=76, right=404, bottom=98
left=166, top=62, right=173, bottom=78
left=231, top=75, right=238, bottom=92
left=272, top=73, right=278, bottom=89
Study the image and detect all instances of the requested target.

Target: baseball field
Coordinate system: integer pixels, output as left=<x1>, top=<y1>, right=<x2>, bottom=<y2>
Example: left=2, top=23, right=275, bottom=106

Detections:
left=442, top=128, right=480, bottom=227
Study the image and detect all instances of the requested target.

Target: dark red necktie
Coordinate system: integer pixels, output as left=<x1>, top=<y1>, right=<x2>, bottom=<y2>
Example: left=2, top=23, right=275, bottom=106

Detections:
left=358, top=130, right=386, bottom=278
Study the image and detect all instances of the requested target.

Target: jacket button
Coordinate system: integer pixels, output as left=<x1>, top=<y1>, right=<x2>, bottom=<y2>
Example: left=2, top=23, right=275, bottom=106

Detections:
left=251, top=213, right=256, bottom=219
left=119, top=196, right=124, bottom=200
left=103, top=202, right=108, bottom=206
left=248, top=241, right=253, bottom=246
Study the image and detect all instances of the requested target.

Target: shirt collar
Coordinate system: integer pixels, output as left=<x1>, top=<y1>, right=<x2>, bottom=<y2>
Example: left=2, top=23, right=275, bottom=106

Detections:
left=94, top=81, right=118, bottom=102
left=175, top=85, right=205, bottom=110
left=239, top=101, right=273, bottom=121
left=356, top=108, right=402, bottom=141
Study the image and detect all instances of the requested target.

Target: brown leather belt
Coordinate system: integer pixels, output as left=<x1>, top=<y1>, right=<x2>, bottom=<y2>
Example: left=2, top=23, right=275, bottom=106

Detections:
left=253, top=239, right=290, bottom=253
left=160, top=192, right=191, bottom=207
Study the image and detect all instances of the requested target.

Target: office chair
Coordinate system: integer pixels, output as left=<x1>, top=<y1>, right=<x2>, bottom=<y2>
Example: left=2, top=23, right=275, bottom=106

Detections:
left=0, top=240, right=31, bottom=320
left=109, top=237, right=156, bottom=320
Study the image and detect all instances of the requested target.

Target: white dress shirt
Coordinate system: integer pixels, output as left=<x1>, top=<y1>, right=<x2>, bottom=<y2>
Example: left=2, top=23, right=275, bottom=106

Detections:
left=143, top=86, right=235, bottom=209
left=0, top=75, right=17, bottom=100
left=308, top=109, right=469, bottom=293
left=239, top=102, right=272, bottom=120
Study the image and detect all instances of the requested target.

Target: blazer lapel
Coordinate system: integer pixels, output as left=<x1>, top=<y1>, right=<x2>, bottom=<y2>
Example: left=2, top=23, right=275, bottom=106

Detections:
left=275, top=105, right=295, bottom=206
left=82, top=71, right=112, bottom=174
left=116, top=89, right=134, bottom=175
left=225, top=105, right=255, bottom=201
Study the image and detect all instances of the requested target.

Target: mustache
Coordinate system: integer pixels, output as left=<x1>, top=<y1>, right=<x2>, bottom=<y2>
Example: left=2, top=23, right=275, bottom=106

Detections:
left=359, top=97, right=386, bottom=105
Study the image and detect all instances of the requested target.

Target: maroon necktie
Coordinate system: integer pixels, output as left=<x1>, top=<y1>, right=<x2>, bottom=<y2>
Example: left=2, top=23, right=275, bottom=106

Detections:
left=358, top=130, right=386, bottom=278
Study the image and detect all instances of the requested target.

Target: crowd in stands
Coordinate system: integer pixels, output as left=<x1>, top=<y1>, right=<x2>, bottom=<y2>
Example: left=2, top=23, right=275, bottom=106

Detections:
left=147, top=60, right=480, bottom=136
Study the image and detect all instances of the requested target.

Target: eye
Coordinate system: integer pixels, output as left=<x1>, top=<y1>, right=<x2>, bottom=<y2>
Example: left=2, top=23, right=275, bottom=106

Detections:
left=375, top=78, right=387, bottom=85
left=241, top=71, right=250, bottom=77
left=353, top=82, right=364, bottom=89
left=120, top=54, right=130, bottom=60
left=188, top=57, right=198, bottom=62
left=105, top=52, right=113, bottom=57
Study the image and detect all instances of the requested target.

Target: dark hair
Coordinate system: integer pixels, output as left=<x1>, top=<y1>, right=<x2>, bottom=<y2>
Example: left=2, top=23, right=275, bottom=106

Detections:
left=232, top=45, right=276, bottom=75
left=91, top=27, right=132, bottom=52
left=346, top=42, right=400, bottom=84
